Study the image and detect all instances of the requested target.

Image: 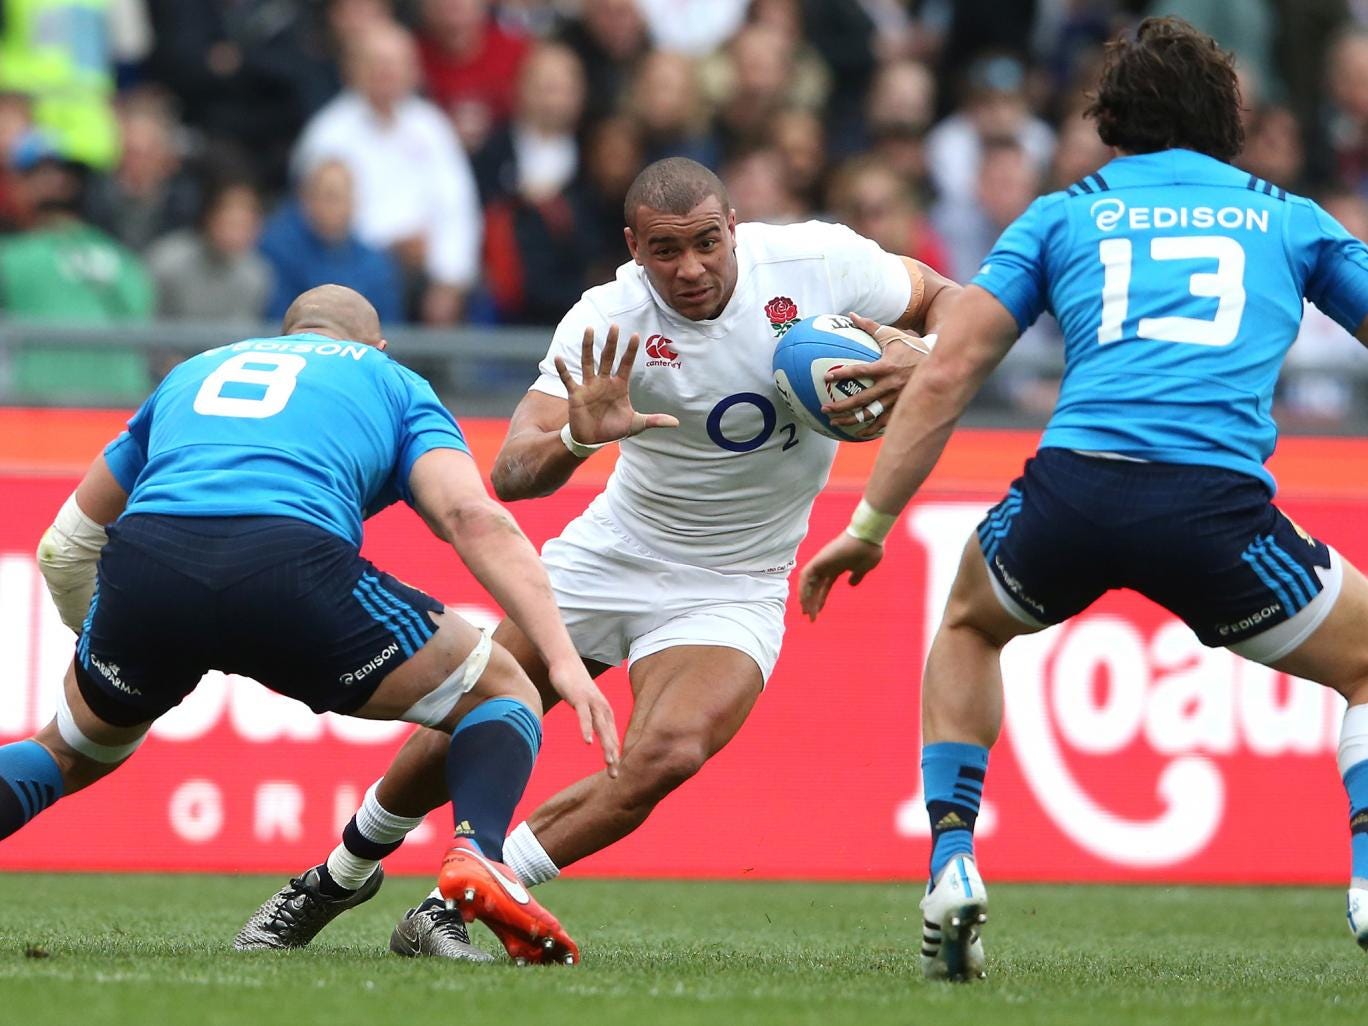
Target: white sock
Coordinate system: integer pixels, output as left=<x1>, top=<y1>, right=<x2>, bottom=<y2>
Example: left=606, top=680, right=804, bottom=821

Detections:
left=502, top=821, right=560, bottom=886
left=325, top=781, right=427, bottom=891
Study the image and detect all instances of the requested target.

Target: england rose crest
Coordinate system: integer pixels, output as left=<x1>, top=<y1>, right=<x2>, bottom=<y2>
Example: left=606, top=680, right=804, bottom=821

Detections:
left=765, top=296, right=799, bottom=336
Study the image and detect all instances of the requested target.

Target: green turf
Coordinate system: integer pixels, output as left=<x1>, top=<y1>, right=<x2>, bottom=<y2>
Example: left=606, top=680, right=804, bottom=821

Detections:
left=0, top=874, right=1364, bottom=1025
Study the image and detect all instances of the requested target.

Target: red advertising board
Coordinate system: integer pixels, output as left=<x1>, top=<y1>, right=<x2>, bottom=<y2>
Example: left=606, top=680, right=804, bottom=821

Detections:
left=0, top=410, right=1365, bottom=883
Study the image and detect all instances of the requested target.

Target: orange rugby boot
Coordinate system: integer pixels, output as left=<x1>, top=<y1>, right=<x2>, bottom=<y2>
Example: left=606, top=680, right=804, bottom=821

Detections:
left=437, top=838, right=580, bottom=965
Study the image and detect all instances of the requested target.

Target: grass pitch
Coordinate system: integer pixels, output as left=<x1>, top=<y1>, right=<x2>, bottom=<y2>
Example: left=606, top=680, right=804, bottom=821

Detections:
left=0, top=875, right=1364, bottom=1026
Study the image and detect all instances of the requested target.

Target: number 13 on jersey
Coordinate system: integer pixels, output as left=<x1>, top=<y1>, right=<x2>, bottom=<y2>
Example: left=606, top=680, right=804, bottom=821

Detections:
left=1097, top=235, right=1247, bottom=347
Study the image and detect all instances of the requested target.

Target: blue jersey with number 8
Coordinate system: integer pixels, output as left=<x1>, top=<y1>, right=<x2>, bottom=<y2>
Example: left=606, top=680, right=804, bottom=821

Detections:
left=102, top=333, right=469, bottom=546
left=972, top=148, right=1368, bottom=491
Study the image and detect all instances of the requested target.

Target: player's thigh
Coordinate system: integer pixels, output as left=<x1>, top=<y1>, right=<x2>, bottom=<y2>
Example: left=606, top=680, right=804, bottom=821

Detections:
left=33, top=661, right=153, bottom=794
left=942, top=531, right=1050, bottom=645
left=357, top=607, right=541, bottom=728
left=1265, top=555, right=1368, bottom=699
left=491, top=616, right=613, bottom=713
left=968, top=455, right=1112, bottom=635
left=623, top=645, right=763, bottom=759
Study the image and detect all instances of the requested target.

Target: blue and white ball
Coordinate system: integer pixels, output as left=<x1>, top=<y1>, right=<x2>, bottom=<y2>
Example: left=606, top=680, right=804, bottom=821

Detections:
left=772, top=314, right=884, bottom=442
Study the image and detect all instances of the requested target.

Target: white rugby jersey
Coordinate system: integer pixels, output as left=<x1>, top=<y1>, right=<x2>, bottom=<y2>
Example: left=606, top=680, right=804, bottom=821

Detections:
left=532, top=220, right=912, bottom=574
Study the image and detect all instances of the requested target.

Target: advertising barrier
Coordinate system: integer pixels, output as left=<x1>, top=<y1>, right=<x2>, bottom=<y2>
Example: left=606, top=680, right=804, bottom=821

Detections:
left=0, top=410, right=1365, bottom=882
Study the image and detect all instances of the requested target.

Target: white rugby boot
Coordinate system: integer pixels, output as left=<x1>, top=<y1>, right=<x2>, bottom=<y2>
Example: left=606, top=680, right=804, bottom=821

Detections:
left=1347, top=888, right=1368, bottom=949
left=920, top=854, right=988, bottom=981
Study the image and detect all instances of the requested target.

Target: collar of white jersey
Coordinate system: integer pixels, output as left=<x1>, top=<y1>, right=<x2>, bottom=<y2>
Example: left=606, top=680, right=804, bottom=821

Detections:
left=638, top=242, right=753, bottom=339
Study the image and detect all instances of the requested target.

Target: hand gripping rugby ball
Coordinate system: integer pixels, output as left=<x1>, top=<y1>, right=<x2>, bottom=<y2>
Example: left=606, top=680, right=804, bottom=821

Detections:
left=772, top=314, right=885, bottom=442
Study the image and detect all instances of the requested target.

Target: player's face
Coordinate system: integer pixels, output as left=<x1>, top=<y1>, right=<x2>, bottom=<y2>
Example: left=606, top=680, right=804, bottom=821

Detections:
left=626, top=197, right=739, bottom=321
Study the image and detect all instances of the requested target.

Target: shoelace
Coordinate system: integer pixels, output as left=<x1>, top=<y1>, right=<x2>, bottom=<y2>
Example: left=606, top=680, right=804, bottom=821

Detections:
left=265, top=877, right=329, bottom=933
left=420, top=903, right=472, bottom=944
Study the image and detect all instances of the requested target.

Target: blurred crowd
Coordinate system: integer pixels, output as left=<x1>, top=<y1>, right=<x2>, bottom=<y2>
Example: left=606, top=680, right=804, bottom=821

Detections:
left=1, top=0, right=1367, bottom=423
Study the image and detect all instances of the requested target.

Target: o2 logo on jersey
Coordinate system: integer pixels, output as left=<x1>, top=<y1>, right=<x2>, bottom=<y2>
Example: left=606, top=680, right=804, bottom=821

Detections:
left=644, top=334, right=681, bottom=368
left=1091, top=198, right=1126, bottom=233
left=707, top=392, right=798, bottom=453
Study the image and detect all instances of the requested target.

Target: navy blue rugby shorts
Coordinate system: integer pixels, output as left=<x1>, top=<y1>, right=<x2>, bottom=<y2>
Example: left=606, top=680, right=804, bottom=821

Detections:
left=74, top=514, right=443, bottom=727
left=977, top=448, right=1336, bottom=651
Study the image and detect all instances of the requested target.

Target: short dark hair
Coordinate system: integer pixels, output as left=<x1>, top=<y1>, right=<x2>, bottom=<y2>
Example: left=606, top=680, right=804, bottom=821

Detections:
left=1084, top=16, right=1244, bottom=162
left=623, top=157, right=730, bottom=230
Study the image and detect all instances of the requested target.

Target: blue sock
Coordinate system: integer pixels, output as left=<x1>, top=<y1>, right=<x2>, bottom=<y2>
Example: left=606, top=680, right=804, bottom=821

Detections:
left=922, top=741, right=989, bottom=881
left=446, top=698, right=541, bottom=861
left=0, top=740, right=64, bottom=840
left=1345, top=761, right=1368, bottom=884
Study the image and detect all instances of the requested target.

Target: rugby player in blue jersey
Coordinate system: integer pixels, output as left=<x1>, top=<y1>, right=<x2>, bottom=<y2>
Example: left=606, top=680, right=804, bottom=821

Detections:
left=800, top=17, right=1368, bottom=980
left=12, top=284, right=619, bottom=965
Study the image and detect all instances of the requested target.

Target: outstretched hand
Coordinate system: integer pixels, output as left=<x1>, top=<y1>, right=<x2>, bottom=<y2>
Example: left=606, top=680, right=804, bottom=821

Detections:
left=554, top=324, right=680, bottom=445
left=797, top=532, right=885, bottom=621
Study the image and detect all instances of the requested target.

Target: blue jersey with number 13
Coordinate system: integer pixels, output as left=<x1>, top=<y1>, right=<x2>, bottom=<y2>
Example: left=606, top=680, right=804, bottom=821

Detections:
left=103, top=333, right=469, bottom=546
left=972, top=148, right=1368, bottom=491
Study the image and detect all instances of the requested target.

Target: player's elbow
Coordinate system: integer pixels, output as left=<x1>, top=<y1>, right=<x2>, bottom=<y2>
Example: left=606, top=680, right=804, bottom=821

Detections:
left=491, top=452, right=556, bottom=502
left=435, top=496, right=521, bottom=548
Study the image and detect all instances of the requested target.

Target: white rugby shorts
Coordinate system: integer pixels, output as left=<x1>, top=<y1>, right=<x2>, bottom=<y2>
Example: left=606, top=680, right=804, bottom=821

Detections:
left=541, top=506, right=788, bottom=681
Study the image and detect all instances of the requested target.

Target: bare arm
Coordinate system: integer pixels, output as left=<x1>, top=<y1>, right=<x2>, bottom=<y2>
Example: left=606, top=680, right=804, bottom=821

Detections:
left=39, top=451, right=130, bottom=632
left=408, top=447, right=619, bottom=768
left=490, top=390, right=581, bottom=501
left=823, top=257, right=964, bottom=434
left=799, top=286, right=1021, bottom=618
left=491, top=325, right=679, bottom=501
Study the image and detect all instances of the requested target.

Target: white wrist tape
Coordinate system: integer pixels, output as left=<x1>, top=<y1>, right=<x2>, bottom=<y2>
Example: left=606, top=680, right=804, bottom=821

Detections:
left=559, top=423, right=607, bottom=459
left=844, top=498, right=897, bottom=546
left=37, top=493, right=109, bottom=633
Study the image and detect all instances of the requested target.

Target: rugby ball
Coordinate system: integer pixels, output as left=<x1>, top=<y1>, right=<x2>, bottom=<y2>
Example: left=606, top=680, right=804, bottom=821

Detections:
left=772, top=314, right=885, bottom=441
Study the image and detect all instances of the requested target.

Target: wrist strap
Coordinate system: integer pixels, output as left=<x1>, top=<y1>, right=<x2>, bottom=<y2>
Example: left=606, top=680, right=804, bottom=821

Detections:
left=560, top=423, right=606, bottom=459
left=844, top=497, right=897, bottom=545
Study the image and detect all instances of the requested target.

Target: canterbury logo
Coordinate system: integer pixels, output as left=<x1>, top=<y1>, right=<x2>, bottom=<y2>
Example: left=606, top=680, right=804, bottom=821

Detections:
left=644, top=333, right=679, bottom=363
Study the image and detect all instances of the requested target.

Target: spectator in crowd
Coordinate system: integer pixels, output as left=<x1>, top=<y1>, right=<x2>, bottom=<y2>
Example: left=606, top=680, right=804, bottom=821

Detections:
left=925, top=52, right=1055, bottom=207
left=146, top=179, right=271, bottom=321
left=826, top=154, right=950, bottom=275
left=478, top=45, right=597, bottom=324
left=416, top=0, right=531, bottom=154
left=145, top=0, right=336, bottom=188
left=1145, top=0, right=1282, bottom=101
left=863, top=59, right=936, bottom=197
left=1319, top=26, right=1368, bottom=195
left=0, top=134, right=154, bottom=399
left=0, top=90, right=35, bottom=230
left=0, top=135, right=153, bottom=321
left=557, top=0, right=646, bottom=124
left=259, top=158, right=404, bottom=324
left=84, top=94, right=200, bottom=253
left=0, top=0, right=125, bottom=169
left=293, top=20, right=482, bottom=325
left=1280, top=188, right=1368, bottom=425
left=769, top=108, right=827, bottom=214
left=637, top=0, right=748, bottom=57
left=1240, top=103, right=1307, bottom=191
left=472, top=42, right=586, bottom=205
left=721, top=147, right=808, bottom=223
left=576, top=114, right=644, bottom=282
left=799, top=0, right=884, bottom=155
left=1045, top=106, right=1111, bottom=192
left=624, top=51, right=720, bottom=169
left=712, top=23, right=822, bottom=159
left=931, top=135, right=1041, bottom=285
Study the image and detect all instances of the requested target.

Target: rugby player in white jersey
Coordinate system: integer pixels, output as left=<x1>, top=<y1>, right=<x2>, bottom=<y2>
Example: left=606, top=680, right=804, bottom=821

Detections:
left=223, top=157, right=959, bottom=958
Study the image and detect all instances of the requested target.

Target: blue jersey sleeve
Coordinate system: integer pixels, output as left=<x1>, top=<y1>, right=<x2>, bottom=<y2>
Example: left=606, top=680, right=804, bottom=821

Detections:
left=389, top=364, right=470, bottom=505
left=969, top=194, right=1066, bottom=332
left=103, top=393, right=156, bottom=492
left=1292, top=199, right=1368, bottom=335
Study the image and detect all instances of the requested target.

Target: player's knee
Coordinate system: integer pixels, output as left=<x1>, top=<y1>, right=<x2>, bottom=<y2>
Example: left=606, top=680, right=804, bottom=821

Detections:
left=476, top=642, right=544, bottom=719
left=624, top=733, right=709, bottom=803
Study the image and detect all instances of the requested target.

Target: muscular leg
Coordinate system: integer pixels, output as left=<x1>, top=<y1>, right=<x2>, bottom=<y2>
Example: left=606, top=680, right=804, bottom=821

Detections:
left=369, top=616, right=611, bottom=819
left=524, top=644, right=761, bottom=869
left=922, top=535, right=1041, bottom=747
